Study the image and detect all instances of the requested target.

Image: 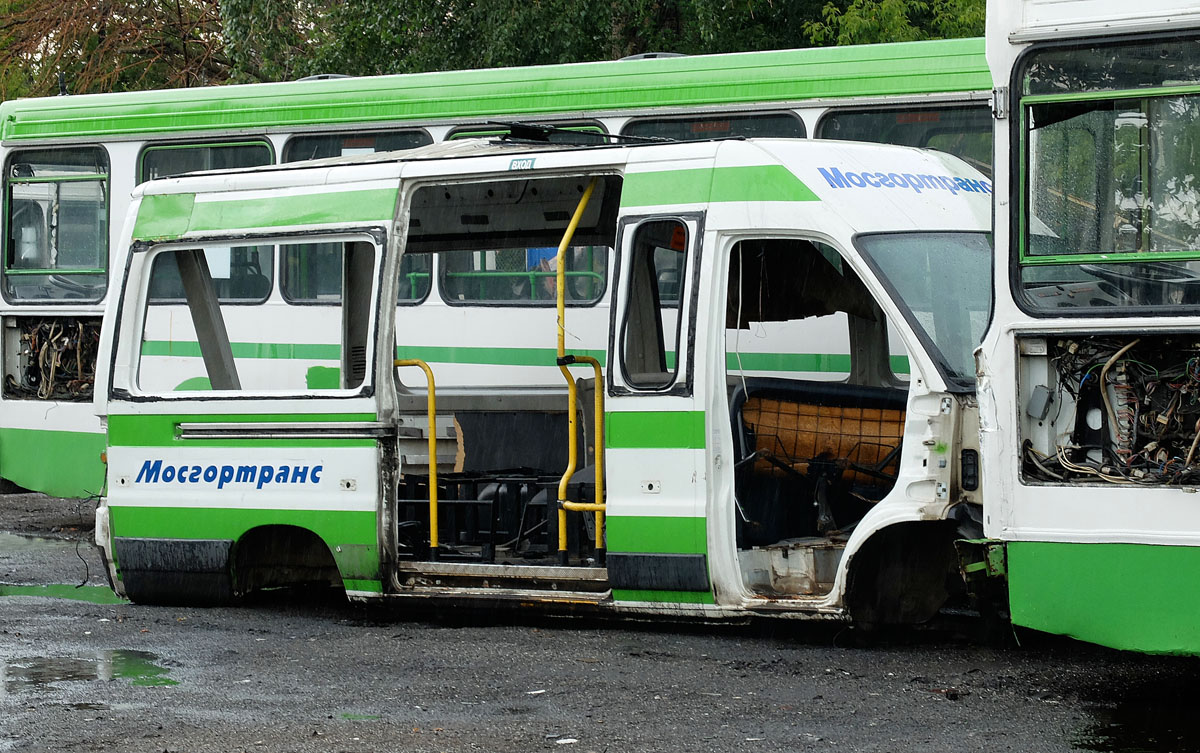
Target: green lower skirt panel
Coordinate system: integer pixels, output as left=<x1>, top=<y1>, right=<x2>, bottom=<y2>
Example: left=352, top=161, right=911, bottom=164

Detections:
left=1008, top=540, right=1200, bottom=656
left=109, top=505, right=379, bottom=583
left=0, top=427, right=106, bottom=498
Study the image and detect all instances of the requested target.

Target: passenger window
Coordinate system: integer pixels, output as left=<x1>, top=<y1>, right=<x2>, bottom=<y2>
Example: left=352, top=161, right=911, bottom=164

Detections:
left=4, top=147, right=108, bottom=303
left=438, top=245, right=608, bottom=305
left=139, top=142, right=272, bottom=181
left=137, top=239, right=377, bottom=393
left=147, top=246, right=274, bottom=304
left=283, top=130, right=433, bottom=162
left=282, top=243, right=430, bottom=304
left=621, top=112, right=805, bottom=141
left=816, top=106, right=993, bottom=177
left=619, top=219, right=689, bottom=389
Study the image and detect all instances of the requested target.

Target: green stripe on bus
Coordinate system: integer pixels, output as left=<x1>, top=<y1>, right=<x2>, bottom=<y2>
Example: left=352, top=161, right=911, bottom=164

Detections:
left=613, top=589, right=716, bottom=605
left=606, top=411, right=705, bottom=450
left=108, top=505, right=379, bottom=582
left=621, top=165, right=818, bottom=207
left=0, top=427, right=106, bottom=499
left=107, top=413, right=377, bottom=448
left=132, top=188, right=398, bottom=241
left=141, top=340, right=343, bottom=360
left=132, top=193, right=195, bottom=241
left=607, top=515, right=706, bottom=555
left=1008, top=540, right=1200, bottom=656
left=395, top=344, right=608, bottom=367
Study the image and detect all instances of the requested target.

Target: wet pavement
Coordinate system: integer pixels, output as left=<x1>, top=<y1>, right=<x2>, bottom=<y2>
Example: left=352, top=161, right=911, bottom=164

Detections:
left=2, top=498, right=1200, bottom=752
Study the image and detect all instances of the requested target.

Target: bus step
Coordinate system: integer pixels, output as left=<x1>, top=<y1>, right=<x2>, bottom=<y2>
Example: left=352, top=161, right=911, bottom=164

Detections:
left=394, top=561, right=609, bottom=593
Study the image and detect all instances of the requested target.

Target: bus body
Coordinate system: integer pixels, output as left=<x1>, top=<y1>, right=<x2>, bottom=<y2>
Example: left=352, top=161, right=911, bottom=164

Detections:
left=0, top=39, right=990, bottom=498
left=94, top=138, right=993, bottom=621
left=980, top=0, right=1200, bottom=653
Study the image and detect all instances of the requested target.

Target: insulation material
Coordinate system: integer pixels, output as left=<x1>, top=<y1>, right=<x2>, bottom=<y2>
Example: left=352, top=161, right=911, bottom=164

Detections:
left=741, top=397, right=904, bottom=486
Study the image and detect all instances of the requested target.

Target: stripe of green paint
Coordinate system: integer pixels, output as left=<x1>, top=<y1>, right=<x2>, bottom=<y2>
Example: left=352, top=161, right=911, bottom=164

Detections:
left=621, top=165, right=818, bottom=207
left=141, top=340, right=342, bottom=360
left=612, top=589, right=715, bottom=605
left=606, top=411, right=705, bottom=450
left=107, top=412, right=377, bottom=448
left=725, top=352, right=851, bottom=373
left=395, top=344, right=608, bottom=367
left=0, top=427, right=106, bottom=499
left=188, top=188, right=397, bottom=233
left=606, top=515, right=707, bottom=555
left=1008, top=541, right=1200, bottom=656
left=133, top=194, right=195, bottom=241
left=344, top=579, right=383, bottom=594
left=109, top=505, right=379, bottom=582
left=133, top=188, right=397, bottom=241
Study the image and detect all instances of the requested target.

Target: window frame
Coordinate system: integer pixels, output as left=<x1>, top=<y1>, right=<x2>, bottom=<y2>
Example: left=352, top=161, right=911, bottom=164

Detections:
left=137, top=139, right=275, bottom=183
left=1009, top=31, right=1200, bottom=318
left=2, top=145, right=111, bottom=305
left=609, top=212, right=704, bottom=397
left=124, top=228, right=386, bottom=401
left=281, top=128, right=434, bottom=163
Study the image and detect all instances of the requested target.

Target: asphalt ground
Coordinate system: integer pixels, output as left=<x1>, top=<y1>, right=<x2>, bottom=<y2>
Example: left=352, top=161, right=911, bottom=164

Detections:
left=1, top=493, right=1198, bottom=753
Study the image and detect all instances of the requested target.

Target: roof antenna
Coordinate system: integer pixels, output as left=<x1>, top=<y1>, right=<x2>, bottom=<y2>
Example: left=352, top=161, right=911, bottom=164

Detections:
left=57, top=72, right=68, bottom=96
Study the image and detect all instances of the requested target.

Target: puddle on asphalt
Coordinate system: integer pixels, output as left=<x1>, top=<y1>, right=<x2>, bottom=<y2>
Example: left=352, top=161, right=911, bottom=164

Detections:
left=0, top=531, right=68, bottom=551
left=1074, top=675, right=1200, bottom=752
left=0, top=584, right=126, bottom=604
left=1, top=650, right=177, bottom=696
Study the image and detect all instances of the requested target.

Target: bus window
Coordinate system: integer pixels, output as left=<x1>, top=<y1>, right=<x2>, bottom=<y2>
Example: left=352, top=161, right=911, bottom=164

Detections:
left=137, top=239, right=377, bottom=393
left=619, top=219, right=688, bottom=390
left=621, top=111, right=805, bottom=141
left=3, top=147, right=108, bottom=303
left=147, top=246, right=274, bottom=303
left=816, top=105, right=992, bottom=176
left=448, top=122, right=608, bottom=145
left=281, top=244, right=431, bottom=304
left=1016, top=37, right=1200, bottom=312
left=437, top=245, right=607, bottom=305
left=282, top=130, right=433, bottom=162
left=139, top=141, right=272, bottom=181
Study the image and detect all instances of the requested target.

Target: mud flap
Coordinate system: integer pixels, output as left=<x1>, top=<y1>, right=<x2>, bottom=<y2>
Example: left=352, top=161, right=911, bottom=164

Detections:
left=114, top=537, right=235, bottom=606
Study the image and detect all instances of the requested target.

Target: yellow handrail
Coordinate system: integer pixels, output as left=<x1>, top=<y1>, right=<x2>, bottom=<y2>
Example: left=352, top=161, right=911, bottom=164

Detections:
left=395, top=358, right=439, bottom=560
left=554, top=177, right=606, bottom=565
left=559, top=355, right=606, bottom=559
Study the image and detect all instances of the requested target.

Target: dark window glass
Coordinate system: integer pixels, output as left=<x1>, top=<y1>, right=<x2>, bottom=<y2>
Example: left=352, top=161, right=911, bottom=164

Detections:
left=622, top=112, right=805, bottom=141
left=283, top=130, right=433, bottom=162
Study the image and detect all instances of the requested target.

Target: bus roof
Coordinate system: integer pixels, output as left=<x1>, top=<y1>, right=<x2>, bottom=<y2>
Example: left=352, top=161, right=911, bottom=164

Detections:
left=0, top=38, right=987, bottom=143
left=128, top=138, right=993, bottom=243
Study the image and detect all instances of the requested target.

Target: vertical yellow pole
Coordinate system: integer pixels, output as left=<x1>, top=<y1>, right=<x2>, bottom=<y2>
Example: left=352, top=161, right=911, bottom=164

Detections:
left=555, top=178, right=598, bottom=565
left=395, top=359, right=439, bottom=559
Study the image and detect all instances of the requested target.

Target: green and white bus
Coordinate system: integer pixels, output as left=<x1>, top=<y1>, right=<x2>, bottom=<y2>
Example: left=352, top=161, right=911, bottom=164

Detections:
left=0, top=38, right=990, bottom=498
left=977, top=0, right=1200, bottom=654
left=95, top=136, right=994, bottom=623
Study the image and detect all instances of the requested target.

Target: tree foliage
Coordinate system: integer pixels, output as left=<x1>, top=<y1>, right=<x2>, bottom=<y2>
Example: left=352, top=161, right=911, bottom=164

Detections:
left=805, top=0, right=984, bottom=46
left=0, top=0, right=228, bottom=98
left=0, top=0, right=985, bottom=98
